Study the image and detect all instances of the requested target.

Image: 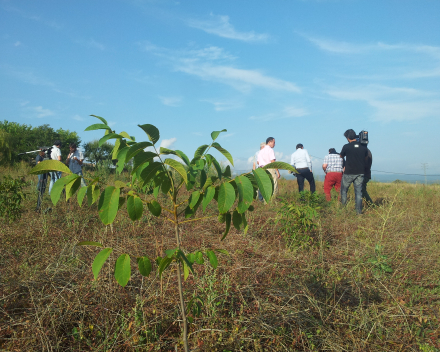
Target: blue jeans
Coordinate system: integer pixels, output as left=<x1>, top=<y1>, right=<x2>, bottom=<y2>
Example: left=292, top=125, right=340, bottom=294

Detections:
left=49, top=171, right=62, bottom=195
left=340, top=174, right=364, bottom=214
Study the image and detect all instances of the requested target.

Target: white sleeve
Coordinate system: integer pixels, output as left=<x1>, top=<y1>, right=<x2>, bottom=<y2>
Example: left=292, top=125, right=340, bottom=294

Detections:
left=305, top=151, right=312, bottom=169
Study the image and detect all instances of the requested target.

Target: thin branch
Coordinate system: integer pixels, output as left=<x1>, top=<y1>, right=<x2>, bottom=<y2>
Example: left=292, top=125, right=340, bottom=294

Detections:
left=180, top=215, right=217, bottom=224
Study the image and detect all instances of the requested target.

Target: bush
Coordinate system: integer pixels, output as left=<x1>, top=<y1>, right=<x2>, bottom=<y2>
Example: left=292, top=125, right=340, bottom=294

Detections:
left=0, top=175, right=29, bottom=223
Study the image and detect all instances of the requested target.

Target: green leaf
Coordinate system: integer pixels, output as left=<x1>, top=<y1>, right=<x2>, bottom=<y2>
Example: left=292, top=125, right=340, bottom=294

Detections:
left=30, top=160, right=71, bottom=175
left=232, top=209, right=243, bottom=231
left=217, top=182, right=235, bottom=213
left=92, top=248, right=113, bottom=280
left=116, top=146, right=130, bottom=173
left=114, top=254, right=131, bottom=287
left=189, top=191, right=201, bottom=209
left=200, top=169, right=207, bottom=188
left=98, top=186, right=121, bottom=225
left=87, top=184, right=100, bottom=206
left=211, top=142, right=234, bottom=166
left=147, top=200, right=161, bottom=217
left=119, top=131, right=132, bottom=140
left=85, top=123, right=111, bottom=132
left=184, top=195, right=203, bottom=218
left=77, top=186, right=87, bottom=206
left=159, top=257, right=173, bottom=277
left=165, top=248, right=179, bottom=258
left=177, top=251, right=194, bottom=280
left=138, top=124, right=160, bottom=144
left=161, top=177, right=171, bottom=195
left=51, top=174, right=78, bottom=206
left=253, top=168, right=273, bottom=203
left=221, top=212, right=232, bottom=241
left=127, top=195, right=143, bottom=221
left=223, top=165, right=232, bottom=178
left=98, top=133, right=122, bottom=147
left=114, top=180, right=127, bottom=189
left=211, top=129, right=227, bottom=141
left=195, top=251, right=204, bottom=264
left=235, top=175, right=253, bottom=213
left=164, top=158, right=188, bottom=184
left=206, top=250, right=218, bottom=269
left=139, top=162, right=164, bottom=185
left=202, top=186, right=215, bottom=212
left=262, top=161, right=297, bottom=173
left=111, top=138, right=121, bottom=160
left=65, top=176, right=81, bottom=201
left=208, top=155, right=222, bottom=179
left=137, top=256, right=152, bottom=276
left=153, top=185, right=160, bottom=199
left=175, top=150, right=190, bottom=166
left=77, top=241, right=103, bottom=247
left=194, top=144, right=209, bottom=159
left=127, top=143, right=155, bottom=165
left=90, top=114, right=108, bottom=125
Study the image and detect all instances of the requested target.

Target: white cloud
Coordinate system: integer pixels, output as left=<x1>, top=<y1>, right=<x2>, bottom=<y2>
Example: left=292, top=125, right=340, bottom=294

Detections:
left=76, top=38, right=105, bottom=50
left=202, top=99, right=242, bottom=111
left=327, top=84, right=440, bottom=122
left=72, top=114, right=85, bottom=121
left=187, top=14, right=269, bottom=42
left=140, top=43, right=300, bottom=92
left=159, top=96, right=182, bottom=107
left=160, top=137, right=177, bottom=149
left=27, top=106, right=54, bottom=118
left=249, top=106, right=308, bottom=121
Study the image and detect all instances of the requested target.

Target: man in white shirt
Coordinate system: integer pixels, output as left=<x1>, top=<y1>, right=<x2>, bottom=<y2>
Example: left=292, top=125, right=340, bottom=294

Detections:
left=257, top=137, right=280, bottom=201
left=252, top=142, right=266, bottom=170
left=290, top=143, right=315, bottom=193
left=49, top=140, right=62, bottom=195
left=66, top=143, right=87, bottom=187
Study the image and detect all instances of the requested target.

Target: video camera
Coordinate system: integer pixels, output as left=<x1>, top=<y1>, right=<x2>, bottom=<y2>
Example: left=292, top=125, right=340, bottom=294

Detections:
left=17, top=146, right=53, bottom=159
left=358, top=130, right=369, bottom=145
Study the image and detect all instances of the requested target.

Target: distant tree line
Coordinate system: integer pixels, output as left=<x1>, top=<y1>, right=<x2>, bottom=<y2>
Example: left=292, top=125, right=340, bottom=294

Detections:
left=0, top=120, right=116, bottom=167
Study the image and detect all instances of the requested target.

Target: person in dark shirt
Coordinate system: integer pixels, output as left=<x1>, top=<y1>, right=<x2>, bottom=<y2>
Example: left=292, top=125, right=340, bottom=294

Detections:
left=339, top=129, right=368, bottom=214
left=362, top=149, right=373, bottom=204
left=35, top=149, right=48, bottom=194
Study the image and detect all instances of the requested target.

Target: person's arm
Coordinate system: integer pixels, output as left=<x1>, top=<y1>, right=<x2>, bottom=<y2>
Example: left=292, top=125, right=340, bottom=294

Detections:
left=252, top=162, right=256, bottom=170
left=322, top=163, right=328, bottom=172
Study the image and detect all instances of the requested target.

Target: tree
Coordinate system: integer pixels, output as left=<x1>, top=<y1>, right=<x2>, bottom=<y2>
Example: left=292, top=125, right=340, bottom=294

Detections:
left=30, top=115, right=297, bottom=351
left=0, top=130, right=14, bottom=165
left=83, top=139, right=113, bottom=166
left=0, top=121, right=81, bottom=163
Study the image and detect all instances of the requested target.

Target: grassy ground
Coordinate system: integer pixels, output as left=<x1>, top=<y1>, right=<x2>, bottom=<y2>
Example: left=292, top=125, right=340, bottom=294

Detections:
left=1, top=165, right=439, bottom=351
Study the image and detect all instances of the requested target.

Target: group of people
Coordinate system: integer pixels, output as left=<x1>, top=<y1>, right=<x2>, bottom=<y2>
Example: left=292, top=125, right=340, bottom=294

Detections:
left=253, top=129, right=373, bottom=215
left=36, top=140, right=86, bottom=196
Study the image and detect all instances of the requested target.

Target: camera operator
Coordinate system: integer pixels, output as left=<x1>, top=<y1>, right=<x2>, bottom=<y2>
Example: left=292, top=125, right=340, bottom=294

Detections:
left=49, top=140, right=62, bottom=195
left=340, top=129, right=368, bottom=215
left=36, top=149, right=47, bottom=194
left=66, top=143, right=86, bottom=187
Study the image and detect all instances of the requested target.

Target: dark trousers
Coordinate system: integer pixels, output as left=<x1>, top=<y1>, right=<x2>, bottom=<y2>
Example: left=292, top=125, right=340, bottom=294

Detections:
left=296, top=168, right=316, bottom=193
left=362, top=177, right=373, bottom=203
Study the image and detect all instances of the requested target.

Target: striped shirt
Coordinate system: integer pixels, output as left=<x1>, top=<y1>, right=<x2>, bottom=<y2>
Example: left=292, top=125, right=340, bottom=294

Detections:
left=323, top=153, right=343, bottom=172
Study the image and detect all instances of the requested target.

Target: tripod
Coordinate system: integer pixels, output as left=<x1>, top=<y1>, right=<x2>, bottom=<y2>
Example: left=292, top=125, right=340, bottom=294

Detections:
left=36, top=173, right=48, bottom=211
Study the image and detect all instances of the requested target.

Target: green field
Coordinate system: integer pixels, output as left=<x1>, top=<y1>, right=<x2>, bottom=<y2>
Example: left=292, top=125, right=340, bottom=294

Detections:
left=1, top=165, right=439, bottom=351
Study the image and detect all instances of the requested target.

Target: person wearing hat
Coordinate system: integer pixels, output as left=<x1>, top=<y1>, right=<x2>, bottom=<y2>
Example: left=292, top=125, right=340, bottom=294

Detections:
left=322, top=148, right=344, bottom=201
left=290, top=143, right=315, bottom=194
left=340, top=129, right=368, bottom=215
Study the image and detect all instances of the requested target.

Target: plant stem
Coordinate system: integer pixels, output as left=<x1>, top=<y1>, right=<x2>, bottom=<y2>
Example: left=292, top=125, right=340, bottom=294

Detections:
left=174, top=204, right=189, bottom=352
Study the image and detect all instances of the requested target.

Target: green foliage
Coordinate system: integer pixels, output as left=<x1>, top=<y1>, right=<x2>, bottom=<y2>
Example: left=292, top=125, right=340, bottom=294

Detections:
left=367, top=244, right=393, bottom=274
left=29, top=115, right=294, bottom=351
left=0, top=175, right=29, bottom=223
left=276, top=198, right=319, bottom=249
left=83, top=139, right=114, bottom=166
left=0, top=120, right=81, bottom=164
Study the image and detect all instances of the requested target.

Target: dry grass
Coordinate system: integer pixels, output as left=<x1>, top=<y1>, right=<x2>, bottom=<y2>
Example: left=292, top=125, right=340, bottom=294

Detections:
left=1, top=166, right=439, bottom=351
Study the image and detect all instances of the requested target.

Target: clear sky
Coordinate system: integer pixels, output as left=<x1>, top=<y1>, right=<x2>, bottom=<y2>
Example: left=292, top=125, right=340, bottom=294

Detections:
left=1, top=0, right=439, bottom=179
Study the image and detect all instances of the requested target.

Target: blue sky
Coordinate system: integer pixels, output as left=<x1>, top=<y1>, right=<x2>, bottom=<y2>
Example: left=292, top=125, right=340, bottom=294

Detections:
left=1, top=0, right=440, bottom=180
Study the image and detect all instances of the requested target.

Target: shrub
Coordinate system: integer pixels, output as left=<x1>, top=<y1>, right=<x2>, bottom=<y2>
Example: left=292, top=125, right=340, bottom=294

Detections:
left=0, top=175, right=29, bottom=223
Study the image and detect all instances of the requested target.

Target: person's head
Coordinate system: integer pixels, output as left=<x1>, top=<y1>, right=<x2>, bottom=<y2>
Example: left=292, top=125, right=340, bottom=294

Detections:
left=69, top=143, right=77, bottom=152
left=39, top=149, right=45, bottom=157
left=296, top=143, right=303, bottom=150
left=53, top=140, right=61, bottom=147
left=266, top=137, right=275, bottom=148
left=260, top=142, right=265, bottom=150
left=343, top=129, right=357, bottom=141
left=329, top=148, right=337, bottom=154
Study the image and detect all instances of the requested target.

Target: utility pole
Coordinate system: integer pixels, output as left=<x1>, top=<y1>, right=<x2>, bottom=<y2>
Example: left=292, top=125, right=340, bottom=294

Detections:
left=421, top=163, right=428, bottom=185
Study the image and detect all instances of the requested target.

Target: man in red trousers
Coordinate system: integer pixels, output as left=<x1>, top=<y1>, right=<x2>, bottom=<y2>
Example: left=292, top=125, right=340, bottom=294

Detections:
left=322, top=148, right=344, bottom=201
